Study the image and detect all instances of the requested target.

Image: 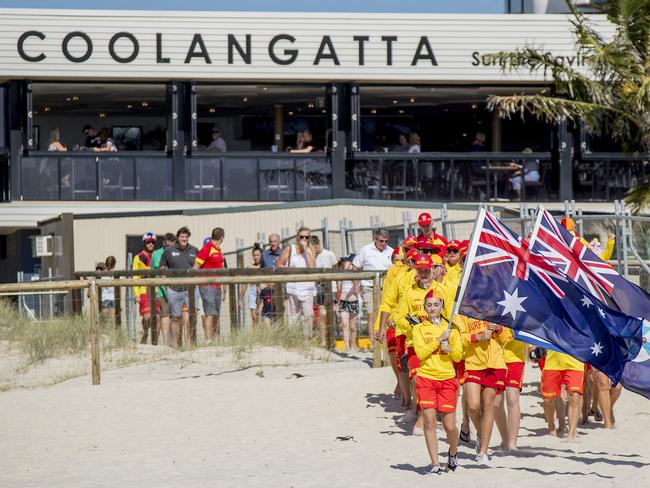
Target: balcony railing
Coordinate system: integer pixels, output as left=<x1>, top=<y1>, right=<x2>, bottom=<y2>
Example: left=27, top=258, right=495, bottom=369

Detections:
left=574, top=153, right=649, bottom=201
left=21, top=152, right=172, bottom=201
left=187, top=152, right=332, bottom=201
left=346, top=152, right=555, bottom=202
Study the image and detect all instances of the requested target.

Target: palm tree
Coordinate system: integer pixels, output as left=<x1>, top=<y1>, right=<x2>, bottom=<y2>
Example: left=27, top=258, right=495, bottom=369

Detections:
left=487, top=0, right=650, bottom=214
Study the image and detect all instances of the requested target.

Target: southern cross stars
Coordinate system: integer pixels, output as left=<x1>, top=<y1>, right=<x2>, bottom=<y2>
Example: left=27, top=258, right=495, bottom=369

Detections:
left=590, top=342, right=604, bottom=356
left=598, top=307, right=606, bottom=319
left=498, top=288, right=527, bottom=320
left=580, top=295, right=593, bottom=308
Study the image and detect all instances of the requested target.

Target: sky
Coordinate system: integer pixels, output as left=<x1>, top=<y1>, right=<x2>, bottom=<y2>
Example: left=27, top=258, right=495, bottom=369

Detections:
left=0, top=0, right=506, bottom=13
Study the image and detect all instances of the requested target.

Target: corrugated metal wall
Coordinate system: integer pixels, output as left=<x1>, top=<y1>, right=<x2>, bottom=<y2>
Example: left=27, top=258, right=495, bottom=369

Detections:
left=73, top=204, right=478, bottom=270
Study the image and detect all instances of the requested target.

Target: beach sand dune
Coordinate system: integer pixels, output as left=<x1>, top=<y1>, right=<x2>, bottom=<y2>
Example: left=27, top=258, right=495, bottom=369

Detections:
left=0, top=348, right=649, bottom=488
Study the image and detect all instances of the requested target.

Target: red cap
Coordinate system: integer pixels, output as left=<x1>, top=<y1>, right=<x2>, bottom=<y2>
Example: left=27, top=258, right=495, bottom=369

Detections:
left=416, top=235, right=436, bottom=250
left=403, top=235, right=417, bottom=249
left=405, top=247, right=419, bottom=260
left=414, top=254, right=433, bottom=269
left=424, top=289, right=444, bottom=301
left=391, top=247, right=401, bottom=257
left=429, top=254, right=443, bottom=266
left=447, top=239, right=461, bottom=250
left=418, top=212, right=433, bottom=227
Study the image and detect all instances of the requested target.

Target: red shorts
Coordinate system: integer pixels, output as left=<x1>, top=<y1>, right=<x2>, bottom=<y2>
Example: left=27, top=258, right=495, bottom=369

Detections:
left=506, top=361, right=525, bottom=390
left=454, top=360, right=466, bottom=385
left=396, top=335, right=407, bottom=371
left=139, top=294, right=151, bottom=316
left=541, top=369, right=584, bottom=398
left=386, top=327, right=397, bottom=353
left=407, top=347, right=420, bottom=378
left=466, top=368, right=507, bottom=394
left=416, top=376, right=459, bottom=412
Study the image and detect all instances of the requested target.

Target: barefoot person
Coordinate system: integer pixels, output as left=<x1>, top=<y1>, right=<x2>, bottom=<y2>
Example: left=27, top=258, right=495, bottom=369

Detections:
left=541, top=350, right=584, bottom=439
left=413, top=290, right=462, bottom=475
left=494, top=339, right=526, bottom=451
left=458, top=316, right=512, bottom=465
left=594, top=370, right=622, bottom=429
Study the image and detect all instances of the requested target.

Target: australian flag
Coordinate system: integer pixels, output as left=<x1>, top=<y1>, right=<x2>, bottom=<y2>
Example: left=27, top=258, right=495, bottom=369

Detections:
left=530, top=208, right=650, bottom=399
left=455, top=209, right=644, bottom=384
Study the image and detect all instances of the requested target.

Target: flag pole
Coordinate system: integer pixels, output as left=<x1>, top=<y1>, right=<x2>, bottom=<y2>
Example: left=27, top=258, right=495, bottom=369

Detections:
left=526, top=204, right=545, bottom=249
left=449, top=207, right=487, bottom=328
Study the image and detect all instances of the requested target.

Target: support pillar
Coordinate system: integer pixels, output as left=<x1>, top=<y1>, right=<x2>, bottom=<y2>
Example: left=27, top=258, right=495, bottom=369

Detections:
left=274, top=104, right=284, bottom=152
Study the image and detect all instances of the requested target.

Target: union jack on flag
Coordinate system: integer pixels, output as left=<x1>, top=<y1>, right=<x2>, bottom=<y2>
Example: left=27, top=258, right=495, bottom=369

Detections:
left=474, top=211, right=567, bottom=298
left=529, top=209, right=617, bottom=302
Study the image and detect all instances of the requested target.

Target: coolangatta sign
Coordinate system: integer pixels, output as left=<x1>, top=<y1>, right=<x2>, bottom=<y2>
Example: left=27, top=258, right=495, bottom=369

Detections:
left=0, top=9, right=612, bottom=82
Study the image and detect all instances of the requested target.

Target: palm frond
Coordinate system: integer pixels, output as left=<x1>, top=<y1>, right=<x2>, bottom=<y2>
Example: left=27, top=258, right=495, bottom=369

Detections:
left=624, top=175, right=650, bottom=215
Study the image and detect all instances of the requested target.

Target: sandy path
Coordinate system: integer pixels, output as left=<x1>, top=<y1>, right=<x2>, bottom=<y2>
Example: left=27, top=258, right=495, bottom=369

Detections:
left=1, top=349, right=649, bottom=488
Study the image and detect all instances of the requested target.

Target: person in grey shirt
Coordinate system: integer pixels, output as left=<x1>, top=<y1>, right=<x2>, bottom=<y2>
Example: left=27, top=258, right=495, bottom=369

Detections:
left=159, top=226, right=199, bottom=347
left=207, top=126, right=227, bottom=152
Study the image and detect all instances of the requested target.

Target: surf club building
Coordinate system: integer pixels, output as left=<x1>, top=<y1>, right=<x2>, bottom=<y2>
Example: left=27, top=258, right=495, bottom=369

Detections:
left=1, top=6, right=642, bottom=211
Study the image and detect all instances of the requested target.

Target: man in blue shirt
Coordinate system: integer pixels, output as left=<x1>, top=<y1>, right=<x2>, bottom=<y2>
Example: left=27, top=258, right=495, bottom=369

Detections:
left=261, top=233, right=282, bottom=269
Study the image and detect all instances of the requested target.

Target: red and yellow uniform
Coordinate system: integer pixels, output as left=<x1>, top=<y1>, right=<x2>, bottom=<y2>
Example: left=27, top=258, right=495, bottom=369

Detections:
left=133, top=251, right=152, bottom=315
left=375, top=259, right=407, bottom=351
left=194, top=241, right=225, bottom=287
left=413, top=317, right=463, bottom=412
left=504, top=339, right=527, bottom=390
left=443, top=261, right=462, bottom=296
left=395, top=277, right=452, bottom=377
left=541, top=351, right=584, bottom=398
left=457, top=316, right=512, bottom=393
left=384, top=267, right=416, bottom=360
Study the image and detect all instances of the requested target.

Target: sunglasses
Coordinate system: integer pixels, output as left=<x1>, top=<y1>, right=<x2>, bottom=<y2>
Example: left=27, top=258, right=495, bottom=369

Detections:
left=447, top=249, right=459, bottom=254
left=144, top=240, right=156, bottom=245
left=377, top=239, right=388, bottom=243
left=298, top=235, right=310, bottom=240
left=419, top=249, right=437, bottom=254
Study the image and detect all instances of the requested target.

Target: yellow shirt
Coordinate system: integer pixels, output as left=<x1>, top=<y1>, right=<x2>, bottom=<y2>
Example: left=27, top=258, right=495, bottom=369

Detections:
left=413, top=319, right=463, bottom=380
left=544, top=350, right=584, bottom=371
left=504, top=339, right=527, bottom=363
left=394, top=277, right=453, bottom=347
left=132, top=252, right=151, bottom=299
left=383, top=268, right=415, bottom=336
left=600, top=238, right=615, bottom=262
left=374, top=262, right=408, bottom=331
left=443, top=262, right=462, bottom=295
left=457, top=315, right=512, bottom=370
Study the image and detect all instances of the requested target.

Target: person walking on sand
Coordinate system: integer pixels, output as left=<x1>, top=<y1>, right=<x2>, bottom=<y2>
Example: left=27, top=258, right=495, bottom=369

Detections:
left=336, top=257, right=360, bottom=352
left=457, top=315, right=512, bottom=465
left=193, top=227, right=226, bottom=344
left=413, top=289, right=462, bottom=475
left=277, top=226, right=316, bottom=336
left=494, top=339, right=527, bottom=451
left=133, top=232, right=157, bottom=344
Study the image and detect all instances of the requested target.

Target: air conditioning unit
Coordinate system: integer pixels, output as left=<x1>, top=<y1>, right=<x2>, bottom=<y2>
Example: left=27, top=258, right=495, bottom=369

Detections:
left=32, top=235, right=53, bottom=257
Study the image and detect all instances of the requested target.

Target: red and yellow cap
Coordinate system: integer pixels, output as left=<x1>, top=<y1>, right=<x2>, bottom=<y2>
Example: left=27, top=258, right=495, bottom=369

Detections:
left=405, top=247, right=419, bottom=261
left=447, top=239, right=461, bottom=251
left=424, top=289, right=444, bottom=301
left=403, top=235, right=418, bottom=249
left=416, top=235, right=435, bottom=250
left=414, top=254, right=433, bottom=269
left=561, top=217, right=576, bottom=231
left=392, top=247, right=402, bottom=258
left=418, top=212, right=433, bottom=227
left=429, top=254, right=443, bottom=266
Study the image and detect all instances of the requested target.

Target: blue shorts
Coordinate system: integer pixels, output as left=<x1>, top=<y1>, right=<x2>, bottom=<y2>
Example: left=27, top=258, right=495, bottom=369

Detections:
left=166, top=287, right=200, bottom=318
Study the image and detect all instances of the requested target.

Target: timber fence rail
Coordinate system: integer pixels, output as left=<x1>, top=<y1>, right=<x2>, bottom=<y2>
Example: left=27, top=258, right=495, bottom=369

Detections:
left=0, top=269, right=386, bottom=386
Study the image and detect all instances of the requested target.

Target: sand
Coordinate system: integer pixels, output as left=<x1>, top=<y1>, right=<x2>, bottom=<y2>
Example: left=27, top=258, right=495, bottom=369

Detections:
left=1, top=347, right=649, bottom=488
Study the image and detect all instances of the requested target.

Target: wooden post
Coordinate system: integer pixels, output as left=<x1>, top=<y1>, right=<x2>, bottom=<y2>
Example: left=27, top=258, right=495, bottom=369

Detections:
left=89, top=279, right=101, bottom=385
left=188, top=285, right=197, bottom=346
left=324, top=279, right=336, bottom=349
left=147, top=286, right=157, bottom=345
left=372, top=273, right=383, bottom=368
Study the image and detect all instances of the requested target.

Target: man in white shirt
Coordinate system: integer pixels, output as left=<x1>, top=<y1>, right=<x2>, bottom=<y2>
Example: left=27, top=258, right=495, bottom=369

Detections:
left=352, top=228, right=393, bottom=338
left=310, top=235, right=339, bottom=345
left=207, top=126, right=227, bottom=152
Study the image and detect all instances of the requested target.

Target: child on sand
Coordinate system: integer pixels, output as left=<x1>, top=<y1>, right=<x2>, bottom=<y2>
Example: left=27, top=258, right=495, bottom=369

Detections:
left=413, top=289, right=463, bottom=475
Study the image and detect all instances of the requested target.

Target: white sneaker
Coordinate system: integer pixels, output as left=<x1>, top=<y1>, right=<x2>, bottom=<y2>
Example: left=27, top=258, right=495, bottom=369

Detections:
left=427, top=464, right=443, bottom=475
left=476, top=453, right=490, bottom=466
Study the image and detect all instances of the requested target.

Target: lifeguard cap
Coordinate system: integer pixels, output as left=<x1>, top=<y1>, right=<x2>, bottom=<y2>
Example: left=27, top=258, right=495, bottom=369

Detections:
left=418, top=212, right=433, bottom=227
left=403, top=235, right=418, bottom=249
left=429, top=254, right=443, bottom=266
left=447, top=240, right=461, bottom=251
left=561, top=217, right=576, bottom=231
left=414, top=254, right=433, bottom=269
left=424, top=289, right=444, bottom=301
left=405, top=247, right=419, bottom=261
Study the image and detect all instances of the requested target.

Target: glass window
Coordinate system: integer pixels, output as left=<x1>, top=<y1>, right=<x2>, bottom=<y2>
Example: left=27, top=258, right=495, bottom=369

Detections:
left=31, top=83, right=167, bottom=152
left=196, top=85, right=328, bottom=152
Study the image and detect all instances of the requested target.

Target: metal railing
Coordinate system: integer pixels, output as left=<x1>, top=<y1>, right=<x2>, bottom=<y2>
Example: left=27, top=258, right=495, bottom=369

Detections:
left=346, top=151, right=554, bottom=202
left=574, top=153, right=649, bottom=201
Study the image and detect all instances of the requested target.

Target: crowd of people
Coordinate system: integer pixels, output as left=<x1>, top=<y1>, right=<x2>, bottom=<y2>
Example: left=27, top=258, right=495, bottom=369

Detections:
left=104, top=210, right=620, bottom=474
left=371, top=212, right=619, bottom=473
